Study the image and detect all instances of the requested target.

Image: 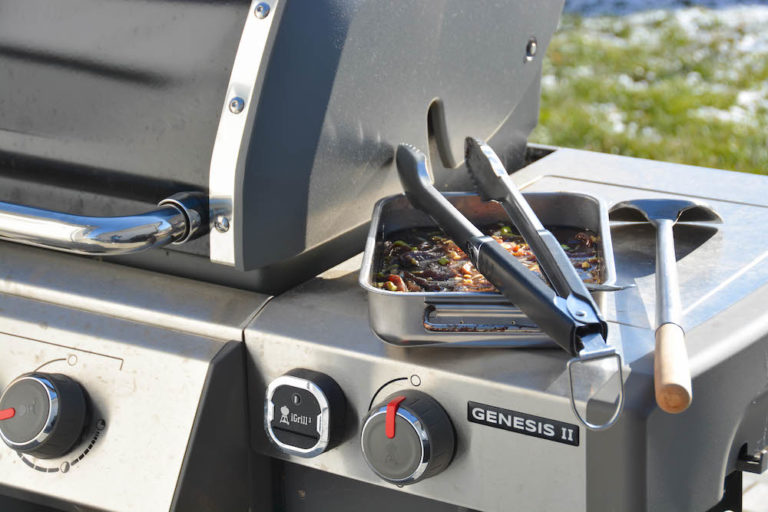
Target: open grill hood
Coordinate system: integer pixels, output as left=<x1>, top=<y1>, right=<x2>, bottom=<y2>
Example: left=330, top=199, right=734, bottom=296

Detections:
left=0, top=0, right=563, bottom=292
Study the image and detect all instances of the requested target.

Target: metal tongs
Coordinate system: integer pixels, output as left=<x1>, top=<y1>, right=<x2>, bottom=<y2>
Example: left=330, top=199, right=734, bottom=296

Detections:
left=396, top=139, right=624, bottom=430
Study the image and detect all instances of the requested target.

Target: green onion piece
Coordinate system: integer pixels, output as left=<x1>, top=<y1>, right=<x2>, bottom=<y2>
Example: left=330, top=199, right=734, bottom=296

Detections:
left=500, top=226, right=513, bottom=236
left=385, top=281, right=398, bottom=292
left=393, top=240, right=410, bottom=248
left=437, top=257, right=450, bottom=265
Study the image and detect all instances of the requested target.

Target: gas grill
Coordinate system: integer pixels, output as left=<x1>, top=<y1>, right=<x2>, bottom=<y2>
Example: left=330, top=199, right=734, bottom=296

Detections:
left=0, top=1, right=766, bottom=511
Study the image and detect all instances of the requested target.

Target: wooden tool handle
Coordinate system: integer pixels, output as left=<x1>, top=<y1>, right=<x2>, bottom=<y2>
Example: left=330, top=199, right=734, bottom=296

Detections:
left=654, top=323, right=692, bottom=413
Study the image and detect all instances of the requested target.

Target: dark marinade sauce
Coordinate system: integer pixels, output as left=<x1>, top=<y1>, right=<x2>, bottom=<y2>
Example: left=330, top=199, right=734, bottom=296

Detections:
left=374, top=223, right=602, bottom=293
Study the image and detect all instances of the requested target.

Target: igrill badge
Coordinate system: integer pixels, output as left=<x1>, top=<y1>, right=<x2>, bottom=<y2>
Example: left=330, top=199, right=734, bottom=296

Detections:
left=264, top=369, right=346, bottom=458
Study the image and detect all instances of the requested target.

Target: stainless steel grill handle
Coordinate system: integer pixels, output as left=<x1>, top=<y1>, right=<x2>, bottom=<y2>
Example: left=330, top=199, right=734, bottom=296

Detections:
left=0, top=192, right=208, bottom=256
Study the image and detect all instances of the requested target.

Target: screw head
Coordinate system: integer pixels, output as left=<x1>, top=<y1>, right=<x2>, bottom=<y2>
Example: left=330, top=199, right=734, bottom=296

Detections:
left=254, top=2, right=271, bottom=18
left=525, top=37, right=538, bottom=62
left=214, top=215, right=230, bottom=233
left=228, top=97, right=245, bottom=114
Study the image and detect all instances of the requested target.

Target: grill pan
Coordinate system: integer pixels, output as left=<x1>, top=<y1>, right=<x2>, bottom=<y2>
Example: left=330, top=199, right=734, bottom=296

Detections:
left=359, top=192, right=616, bottom=347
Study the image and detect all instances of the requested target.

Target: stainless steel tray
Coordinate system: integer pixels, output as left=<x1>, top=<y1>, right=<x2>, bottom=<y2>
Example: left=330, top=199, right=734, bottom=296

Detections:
left=359, top=192, right=616, bottom=347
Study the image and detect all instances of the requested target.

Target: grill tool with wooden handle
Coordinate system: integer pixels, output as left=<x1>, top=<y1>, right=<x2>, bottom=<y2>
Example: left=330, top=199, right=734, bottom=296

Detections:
left=610, top=199, right=722, bottom=413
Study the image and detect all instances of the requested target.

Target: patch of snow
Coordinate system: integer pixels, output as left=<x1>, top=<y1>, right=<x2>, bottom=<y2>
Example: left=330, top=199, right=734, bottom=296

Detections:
left=607, top=110, right=626, bottom=133
left=564, top=0, right=768, bottom=17
left=686, top=71, right=703, bottom=86
left=567, top=65, right=596, bottom=78
left=588, top=103, right=628, bottom=132
left=641, top=125, right=664, bottom=143
left=692, top=105, right=758, bottom=126
left=617, top=73, right=649, bottom=90
left=579, top=31, right=631, bottom=47
left=541, top=74, right=558, bottom=90
left=737, top=87, right=768, bottom=111
left=713, top=68, right=741, bottom=82
left=626, top=24, right=662, bottom=47
left=688, top=76, right=767, bottom=127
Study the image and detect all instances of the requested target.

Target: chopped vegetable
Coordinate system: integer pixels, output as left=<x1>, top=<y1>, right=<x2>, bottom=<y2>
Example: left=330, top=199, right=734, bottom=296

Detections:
left=387, top=274, right=408, bottom=292
left=375, top=225, right=602, bottom=292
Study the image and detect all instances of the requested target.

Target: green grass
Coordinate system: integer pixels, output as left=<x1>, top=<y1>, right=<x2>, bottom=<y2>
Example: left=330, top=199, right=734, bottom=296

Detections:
left=531, top=9, right=768, bottom=174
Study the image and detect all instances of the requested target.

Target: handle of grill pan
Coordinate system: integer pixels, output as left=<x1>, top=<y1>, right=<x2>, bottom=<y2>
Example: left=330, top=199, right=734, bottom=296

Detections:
left=0, top=192, right=208, bottom=255
left=396, top=144, right=624, bottom=430
left=423, top=303, right=542, bottom=335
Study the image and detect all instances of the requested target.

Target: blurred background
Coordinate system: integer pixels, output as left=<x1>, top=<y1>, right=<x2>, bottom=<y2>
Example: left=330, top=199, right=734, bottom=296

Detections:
left=531, top=0, right=768, bottom=174
left=535, top=4, right=768, bottom=510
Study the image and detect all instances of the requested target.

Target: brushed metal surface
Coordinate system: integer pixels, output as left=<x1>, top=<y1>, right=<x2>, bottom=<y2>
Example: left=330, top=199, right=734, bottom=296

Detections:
left=0, top=295, right=223, bottom=511
left=0, top=241, right=267, bottom=511
left=246, top=149, right=768, bottom=511
left=230, top=0, right=564, bottom=270
left=0, top=149, right=767, bottom=511
left=208, top=0, right=285, bottom=266
left=246, top=258, right=591, bottom=512
left=0, top=0, right=248, bottom=196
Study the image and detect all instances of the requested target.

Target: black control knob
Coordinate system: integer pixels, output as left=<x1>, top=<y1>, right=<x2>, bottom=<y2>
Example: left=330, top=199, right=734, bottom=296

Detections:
left=361, top=390, right=455, bottom=485
left=0, top=373, right=87, bottom=459
left=265, top=369, right=346, bottom=457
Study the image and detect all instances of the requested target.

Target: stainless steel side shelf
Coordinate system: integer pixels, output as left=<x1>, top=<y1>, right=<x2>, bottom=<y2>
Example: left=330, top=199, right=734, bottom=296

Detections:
left=0, top=192, right=208, bottom=256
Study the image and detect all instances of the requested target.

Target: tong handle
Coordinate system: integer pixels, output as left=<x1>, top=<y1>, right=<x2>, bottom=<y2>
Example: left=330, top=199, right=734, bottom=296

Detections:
left=473, top=238, right=578, bottom=353
left=497, top=181, right=601, bottom=314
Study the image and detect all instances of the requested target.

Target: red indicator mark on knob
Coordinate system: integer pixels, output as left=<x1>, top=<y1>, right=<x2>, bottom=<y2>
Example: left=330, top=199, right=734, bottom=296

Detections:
left=0, top=408, right=15, bottom=421
left=385, top=396, right=407, bottom=439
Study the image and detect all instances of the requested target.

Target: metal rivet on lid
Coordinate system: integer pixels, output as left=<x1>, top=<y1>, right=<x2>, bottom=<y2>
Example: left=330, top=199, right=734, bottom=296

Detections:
left=525, top=37, right=538, bottom=62
left=214, top=215, right=230, bottom=233
left=254, top=2, right=271, bottom=18
left=228, top=97, right=245, bottom=114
